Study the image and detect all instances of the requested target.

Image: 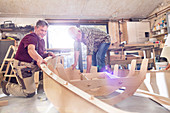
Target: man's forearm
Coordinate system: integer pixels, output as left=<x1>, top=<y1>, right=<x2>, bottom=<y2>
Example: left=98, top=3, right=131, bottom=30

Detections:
left=86, top=55, right=92, bottom=73
left=165, top=63, right=170, bottom=70
left=74, top=51, right=80, bottom=64
left=28, top=44, right=43, bottom=62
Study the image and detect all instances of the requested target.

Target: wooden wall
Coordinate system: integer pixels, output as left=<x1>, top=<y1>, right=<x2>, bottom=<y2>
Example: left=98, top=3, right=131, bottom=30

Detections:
left=108, top=4, right=170, bottom=44
left=108, top=20, right=129, bottom=45
left=108, top=22, right=119, bottom=44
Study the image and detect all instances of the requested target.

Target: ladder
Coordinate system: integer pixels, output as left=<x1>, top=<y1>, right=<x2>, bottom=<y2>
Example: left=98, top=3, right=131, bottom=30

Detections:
left=0, top=45, right=20, bottom=85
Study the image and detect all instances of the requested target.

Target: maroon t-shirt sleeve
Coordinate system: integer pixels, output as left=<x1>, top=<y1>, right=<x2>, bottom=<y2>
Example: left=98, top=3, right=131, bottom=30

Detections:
left=23, top=35, right=38, bottom=49
left=15, top=33, right=39, bottom=63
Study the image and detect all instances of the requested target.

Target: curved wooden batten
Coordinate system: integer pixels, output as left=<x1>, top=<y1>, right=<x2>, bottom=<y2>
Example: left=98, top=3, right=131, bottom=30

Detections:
left=41, top=56, right=132, bottom=113
left=136, top=89, right=170, bottom=106
left=137, top=70, right=170, bottom=110
left=127, top=59, right=136, bottom=77
left=100, top=59, right=148, bottom=105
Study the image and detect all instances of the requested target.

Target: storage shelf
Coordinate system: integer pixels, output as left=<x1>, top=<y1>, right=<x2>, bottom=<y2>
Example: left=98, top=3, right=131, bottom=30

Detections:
left=152, top=27, right=167, bottom=32
left=152, top=32, right=168, bottom=38
left=0, top=28, right=33, bottom=33
left=0, top=28, right=13, bottom=32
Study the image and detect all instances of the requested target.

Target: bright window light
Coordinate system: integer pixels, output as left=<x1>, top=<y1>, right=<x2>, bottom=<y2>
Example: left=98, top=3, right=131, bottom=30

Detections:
left=48, top=25, right=75, bottom=48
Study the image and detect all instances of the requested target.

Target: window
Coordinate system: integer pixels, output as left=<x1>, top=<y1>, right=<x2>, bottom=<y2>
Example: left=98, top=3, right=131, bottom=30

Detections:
left=48, top=25, right=75, bottom=49
left=47, top=20, right=108, bottom=69
left=47, top=24, right=108, bottom=49
left=80, top=25, right=108, bottom=33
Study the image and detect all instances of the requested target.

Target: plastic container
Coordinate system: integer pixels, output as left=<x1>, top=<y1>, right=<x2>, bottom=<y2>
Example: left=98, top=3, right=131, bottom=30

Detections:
left=155, top=62, right=168, bottom=70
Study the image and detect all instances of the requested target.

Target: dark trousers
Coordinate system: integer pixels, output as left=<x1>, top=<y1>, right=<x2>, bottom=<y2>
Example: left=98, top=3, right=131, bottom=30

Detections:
left=92, top=43, right=110, bottom=72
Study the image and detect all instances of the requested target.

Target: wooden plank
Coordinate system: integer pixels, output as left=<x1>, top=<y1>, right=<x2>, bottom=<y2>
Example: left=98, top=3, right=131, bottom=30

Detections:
left=110, top=58, right=154, bottom=65
left=142, top=70, right=170, bottom=98
left=127, top=59, right=136, bottom=77
left=136, top=89, right=170, bottom=110
left=81, top=72, right=108, bottom=80
left=34, top=71, right=39, bottom=89
left=150, top=72, right=159, bottom=94
left=0, top=100, right=8, bottom=107
left=65, top=67, right=81, bottom=80
left=55, top=63, right=70, bottom=82
left=113, top=64, right=119, bottom=76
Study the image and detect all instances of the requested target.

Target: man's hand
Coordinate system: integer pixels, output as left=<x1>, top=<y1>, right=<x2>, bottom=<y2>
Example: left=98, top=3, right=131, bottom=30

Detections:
left=71, top=63, right=77, bottom=70
left=86, top=55, right=92, bottom=73
left=71, top=51, right=79, bottom=70
left=48, top=52, right=56, bottom=58
left=28, top=44, right=47, bottom=67
left=37, top=58, right=47, bottom=67
left=165, top=64, right=170, bottom=70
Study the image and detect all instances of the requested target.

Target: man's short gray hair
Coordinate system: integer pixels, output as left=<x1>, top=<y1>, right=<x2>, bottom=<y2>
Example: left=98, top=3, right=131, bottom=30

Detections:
left=68, top=26, right=80, bottom=39
left=36, top=20, right=49, bottom=27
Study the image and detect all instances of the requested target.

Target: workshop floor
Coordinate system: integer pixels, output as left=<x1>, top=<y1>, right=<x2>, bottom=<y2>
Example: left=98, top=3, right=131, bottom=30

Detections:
left=0, top=88, right=169, bottom=113
left=0, top=88, right=59, bottom=113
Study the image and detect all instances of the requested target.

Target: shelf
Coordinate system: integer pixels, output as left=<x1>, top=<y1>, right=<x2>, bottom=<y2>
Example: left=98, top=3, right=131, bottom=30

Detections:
left=152, top=32, right=168, bottom=38
left=0, top=27, right=33, bottom=33
left=0, top=28, right=13, bottom=32
left=152, top=27, right=167, bottom=32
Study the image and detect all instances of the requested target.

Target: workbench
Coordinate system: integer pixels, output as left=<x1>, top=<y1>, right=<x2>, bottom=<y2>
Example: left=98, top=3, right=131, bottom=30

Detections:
left=106, top=43, right=161, bottom=69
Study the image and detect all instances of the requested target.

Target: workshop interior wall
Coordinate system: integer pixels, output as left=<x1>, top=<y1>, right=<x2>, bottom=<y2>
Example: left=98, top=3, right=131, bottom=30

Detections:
left=108, top=21, right=129, bottom=45
left=148, top=4, right=170, bottom=42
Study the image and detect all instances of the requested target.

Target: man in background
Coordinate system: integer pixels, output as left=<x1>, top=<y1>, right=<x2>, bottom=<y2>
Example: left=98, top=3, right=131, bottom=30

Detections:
left=68, top=26, right=110, bottom=73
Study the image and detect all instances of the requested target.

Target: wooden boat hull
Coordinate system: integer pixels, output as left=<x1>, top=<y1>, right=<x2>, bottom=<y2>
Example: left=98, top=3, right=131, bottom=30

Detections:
left=43, top=73, right=124, bottom=113
left=42, top=62, right=130, bottom=113
left=41, top=57, right=134, bottom=113
left=40, top=56, right=170, bottom=113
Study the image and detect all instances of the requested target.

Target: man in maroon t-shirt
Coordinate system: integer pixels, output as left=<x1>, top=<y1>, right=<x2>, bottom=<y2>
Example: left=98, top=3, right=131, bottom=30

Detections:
left=1, top=20, right=55, bottom=97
